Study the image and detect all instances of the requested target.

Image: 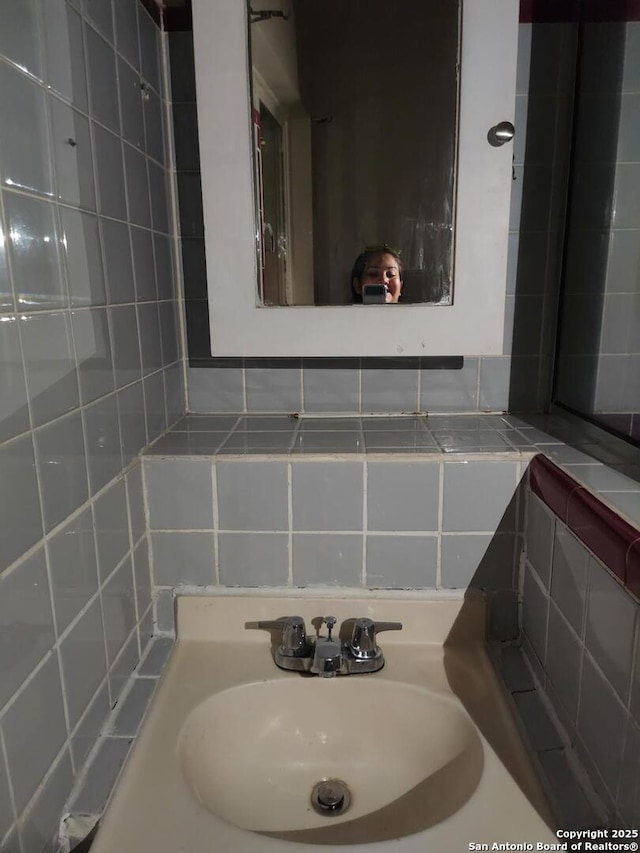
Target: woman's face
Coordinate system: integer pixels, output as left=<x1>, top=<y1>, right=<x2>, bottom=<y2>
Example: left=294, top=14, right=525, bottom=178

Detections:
left=357, top=252, right=403, bottom=303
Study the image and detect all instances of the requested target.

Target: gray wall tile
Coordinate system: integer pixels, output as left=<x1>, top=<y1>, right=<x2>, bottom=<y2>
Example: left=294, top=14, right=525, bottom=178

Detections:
left=546, top=601, right=582, bottom=725
left=133, top=538, right=152, bottom=621
left=86, top=26, right=119, bottom=134
left=1, top=654, right=67, bottom=813
left=49, top=98, right=95, bottom=210
left=218, top=532, right=289, bottom=586
left=361, top=367, right=418, bottom=413
left=142, top=370, right=167, bottom=441
left=367, top=460, right=439, bottom=531
left=292, top=461, right=363, bottom=531
left=93, top=124, right=127, bottom=220
left=5, top=194, right=64, bottom=311
left=72, top=308, right=115, bottom=404
left=108, top=627, right=139, bottom=699
left=34, top=411, right=87, bottom=533
left=0, top=317, right=29, bottom=443
left=19, top=311, right=79, bottom=427
left=82, top=394, right=123, bottom=495
left=61, top=209, right=105, bottom=307
left=550, top=523, right=590, bottom=637
left=59, top=598, right=107, bottom=728
left=119, top=57, right=145, bottom=150
left=292, top=534, right=362, bottom=586
left=124, top=144, right=151, bottom=229
left=102, top=558, right=137, bottom=667
left=18, top=750, right=74, bottom=853
left=522, top=561, right=549, bottom=664
left=0, top=64, right=52, bottom=197
left=245, top=367, right=302, bottom=413
left=93, top=478, right=130, bottom=581
left=585, top=559, right=637, bottom=703
left=84, top=0, right=115, bottom=44
left=118, top=381, right=147, bottom=465
left=151, top=532, right=215, bottom=586
left=126, top=463, right=146, bottom=544
left=217, top=461, right=288, bottom=531
left=0, top=548, right=55, bottom=711
left=101, top=218, right=134, bottom=305
left=442, top=461, right=518, bottom=532
left=0, top=747, right=14, bottom=843
left=525, top=491, right=556, bottom=589
left=110, top=677, right=156, bottom=736
left=137, top=637, right=173, bottom=676
left=114, top=0, right=139, bottom=70
left=110, top=305, right=142, bottom=388
left=47, top=507, right=99, bottom=634
left=577, top=653, right=627, bottom=799
left=421, top=359, right=479, bottom=412
left=69, top=737, right=130, bottom=816
left=366, top=535, right=437, bottom=588
left=1, top=434, right=44, bottom=568
left=441, top=533, right=515, bottom=590
left=130, top=226, right=156, bottom=302
left=43, top=1, right=88, bottom=111
left=70, top=683, right=111, bottom=771
left=0, top=0, right=43, bottom=81
left=302, top=365, right=360, bottom=413
left=154, top=588, right=176, bottom=633
left=145, top=458, right=213, bottom=530
left=187, top=367, right=245, bottom=412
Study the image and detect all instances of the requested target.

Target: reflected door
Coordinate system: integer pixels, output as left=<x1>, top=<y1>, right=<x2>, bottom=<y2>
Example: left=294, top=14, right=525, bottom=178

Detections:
left=256, top=103, right=288, bottom=305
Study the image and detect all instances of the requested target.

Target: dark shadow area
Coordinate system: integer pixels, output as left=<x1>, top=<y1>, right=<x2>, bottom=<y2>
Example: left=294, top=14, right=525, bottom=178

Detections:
left=444, top=464, right=605, bottom=832
left=553, top=9, right=626, bottom=421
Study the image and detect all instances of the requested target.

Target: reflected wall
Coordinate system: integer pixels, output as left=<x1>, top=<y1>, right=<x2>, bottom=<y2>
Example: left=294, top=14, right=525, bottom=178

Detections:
left=554, top=5, right=640, bottom=443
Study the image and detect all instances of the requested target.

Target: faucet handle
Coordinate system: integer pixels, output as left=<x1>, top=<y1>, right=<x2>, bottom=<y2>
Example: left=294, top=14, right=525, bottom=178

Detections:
left=349, top=617, right=403, bottom=659
left=257, top=616, right=309, bottom=657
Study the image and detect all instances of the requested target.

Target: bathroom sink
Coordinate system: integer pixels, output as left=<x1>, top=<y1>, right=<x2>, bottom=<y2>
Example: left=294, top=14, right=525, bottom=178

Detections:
left=90, top=593, right=559, bottom=853
left=178, top=676, right=483, bottom=843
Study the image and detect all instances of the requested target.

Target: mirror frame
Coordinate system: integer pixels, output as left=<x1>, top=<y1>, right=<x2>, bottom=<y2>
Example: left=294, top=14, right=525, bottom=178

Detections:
left=192, top=0, right=519, bottom=357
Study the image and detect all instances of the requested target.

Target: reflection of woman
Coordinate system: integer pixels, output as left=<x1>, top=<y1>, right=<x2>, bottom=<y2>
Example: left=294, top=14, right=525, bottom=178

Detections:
left=350, top=245, right=404, bottom=303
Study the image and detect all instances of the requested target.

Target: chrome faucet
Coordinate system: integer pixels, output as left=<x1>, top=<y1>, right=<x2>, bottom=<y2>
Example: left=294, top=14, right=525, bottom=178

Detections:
left=257, top=615, right=402, bottom=677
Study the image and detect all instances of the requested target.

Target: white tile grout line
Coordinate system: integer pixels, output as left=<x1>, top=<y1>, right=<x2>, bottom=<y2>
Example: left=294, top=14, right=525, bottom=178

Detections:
left=436, top=461, right=444, bottom=588
left=361, top=461, right=368, bottom=587
left=212, top=461, right=220, bottom=586
left=287, top=462, right=293, bottom=586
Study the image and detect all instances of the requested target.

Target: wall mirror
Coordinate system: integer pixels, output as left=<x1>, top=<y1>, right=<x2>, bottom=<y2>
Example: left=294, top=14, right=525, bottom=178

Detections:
left=250, top=0, right=459, bottom=307
left=192, top=0, right=518, bottom=356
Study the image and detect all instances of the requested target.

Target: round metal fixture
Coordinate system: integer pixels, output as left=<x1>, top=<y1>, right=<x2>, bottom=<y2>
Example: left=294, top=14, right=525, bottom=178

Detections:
left=310, top=779, right=351, bottom=817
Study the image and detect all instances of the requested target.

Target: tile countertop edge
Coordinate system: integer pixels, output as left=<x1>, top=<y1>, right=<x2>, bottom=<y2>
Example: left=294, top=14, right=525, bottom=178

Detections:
left=530, top=453, right=640, bottom=599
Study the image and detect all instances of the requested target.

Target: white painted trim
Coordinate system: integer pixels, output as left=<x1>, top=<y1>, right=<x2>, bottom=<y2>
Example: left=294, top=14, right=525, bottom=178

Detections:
left=193, top=0, right=519, bottom=357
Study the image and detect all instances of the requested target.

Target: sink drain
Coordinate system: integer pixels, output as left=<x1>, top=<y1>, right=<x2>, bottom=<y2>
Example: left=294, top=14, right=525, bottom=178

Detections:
left=310, top=779, right=351, bottom=817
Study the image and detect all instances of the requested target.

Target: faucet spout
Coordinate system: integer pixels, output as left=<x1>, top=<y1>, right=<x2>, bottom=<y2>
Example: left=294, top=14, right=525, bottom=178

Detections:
left=311, top=639, right=342, bottom=677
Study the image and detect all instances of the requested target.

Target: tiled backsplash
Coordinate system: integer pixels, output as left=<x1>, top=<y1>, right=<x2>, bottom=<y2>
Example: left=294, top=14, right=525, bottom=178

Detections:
left=142, top=415, right=534, bottom=633
left=522, top=472, right=640, bottom=827
left=0, top=0, right=183, bottom=849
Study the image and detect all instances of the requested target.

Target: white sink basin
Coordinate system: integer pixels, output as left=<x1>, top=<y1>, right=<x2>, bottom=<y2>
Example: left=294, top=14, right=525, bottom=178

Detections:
left=178, top=677, right=483, bottom=842
left=90, top=592, right=558, bottom=853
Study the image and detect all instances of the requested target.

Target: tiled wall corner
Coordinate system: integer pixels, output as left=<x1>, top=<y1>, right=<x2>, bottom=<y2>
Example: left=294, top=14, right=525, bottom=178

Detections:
left=0, top=0, right=185, bottom=849
left=522, top=482, right=640, bottom=826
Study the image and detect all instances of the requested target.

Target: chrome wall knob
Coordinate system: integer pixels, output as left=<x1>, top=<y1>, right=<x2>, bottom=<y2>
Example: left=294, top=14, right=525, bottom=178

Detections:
left=487, top=121, right=515, bottom=147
